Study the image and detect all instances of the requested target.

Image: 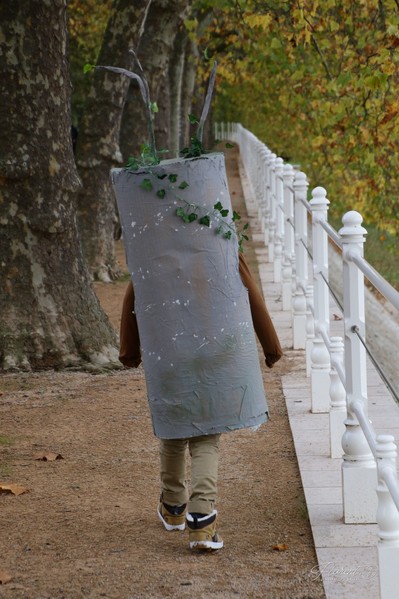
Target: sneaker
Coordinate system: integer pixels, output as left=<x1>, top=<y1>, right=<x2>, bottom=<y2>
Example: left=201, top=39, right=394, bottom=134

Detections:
left=157, top=500, right=187, bottom=531
left=186, top=510, right=224, bottom=550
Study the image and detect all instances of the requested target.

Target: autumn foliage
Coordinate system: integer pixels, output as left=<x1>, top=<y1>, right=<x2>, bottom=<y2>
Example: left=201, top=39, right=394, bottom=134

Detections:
left=200, top=0, right=399, bottom=235
left=67, top=0, right=399, bottom=238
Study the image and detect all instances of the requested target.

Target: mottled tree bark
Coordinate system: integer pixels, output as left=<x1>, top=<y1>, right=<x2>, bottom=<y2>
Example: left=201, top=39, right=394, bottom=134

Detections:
left=168, top=26, right=188, bottom=156
left=0, top=0, right=119, bottom=371
left=179, top=10, right=213, bottom=150
left=154, top=73, right=171, bottom=157
left=76, top=0, right=151, bottom=282
left=180, top=38, right=199, bottom=149
left=119, top=0, right=191, bottom=161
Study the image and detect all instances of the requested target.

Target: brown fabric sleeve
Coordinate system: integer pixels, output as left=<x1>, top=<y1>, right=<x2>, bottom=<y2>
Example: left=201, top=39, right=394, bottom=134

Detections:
left=239, top=253, right=283, bottom=368
left=119, top=281, right=142, bottom=368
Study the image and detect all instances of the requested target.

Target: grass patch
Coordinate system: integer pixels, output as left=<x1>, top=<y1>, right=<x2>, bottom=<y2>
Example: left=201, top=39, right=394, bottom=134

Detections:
left=0, top=435, right=14, bottom=446
left=116, top=272, right=131, bottom=283
left=363, top=225, right=399, bottom=291
left=297, top=495, right=309, bottom=520
left=0, top=464, right=13, bottom=478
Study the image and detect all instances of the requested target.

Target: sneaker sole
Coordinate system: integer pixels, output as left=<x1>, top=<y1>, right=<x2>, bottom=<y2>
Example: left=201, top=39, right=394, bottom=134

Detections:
left=157, top=506, right=185, bottom=531
left=189, top=539, right=224, bottom=550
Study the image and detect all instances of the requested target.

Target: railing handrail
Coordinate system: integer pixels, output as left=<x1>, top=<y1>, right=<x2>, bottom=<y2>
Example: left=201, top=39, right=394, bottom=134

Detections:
left=319, top=219, right=343, bottom=249
left=349, top=252, right=399, bottom=311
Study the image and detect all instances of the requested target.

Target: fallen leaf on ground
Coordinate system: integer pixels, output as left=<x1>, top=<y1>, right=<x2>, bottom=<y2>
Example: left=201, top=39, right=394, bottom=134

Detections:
left=33, top=452, right=64, bottom=461
left=0, top=483, right=29, bottom=496
left=333, top=313, right=343, bottom=320
left=0, top=571, right=12, bottom=584
left=272, top=543, right=289, bottom=551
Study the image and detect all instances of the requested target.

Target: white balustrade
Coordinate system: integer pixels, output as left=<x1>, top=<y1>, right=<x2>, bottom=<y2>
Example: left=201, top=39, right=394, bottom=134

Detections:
left=376, top=435, right=399, bottom=599
left=273, top=157, right=284, bottom=283
left=329, top=336, right=347, bottom=458
left=305, top=285, right=315, bottom=376
left=340, top=211, right=377, bottom=523
left=260, top=146, right=272, bottom=233
left=267, top=154, right=277, bottom=262
left=217, top=123, right=399, bottom=597
left=310, top=187, right=331, bottom=413
left=282, top=164, right=295, bottom=310
left=292, top=171, right=309, bottom=349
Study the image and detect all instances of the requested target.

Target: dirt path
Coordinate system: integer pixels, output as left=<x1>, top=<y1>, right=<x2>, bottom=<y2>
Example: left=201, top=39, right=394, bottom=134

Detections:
left=0, top=149, right=325, bottom=599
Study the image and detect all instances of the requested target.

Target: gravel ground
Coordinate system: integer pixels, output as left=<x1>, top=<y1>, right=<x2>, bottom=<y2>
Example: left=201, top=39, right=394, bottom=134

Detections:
left=0, top=148, right=326, bottom=599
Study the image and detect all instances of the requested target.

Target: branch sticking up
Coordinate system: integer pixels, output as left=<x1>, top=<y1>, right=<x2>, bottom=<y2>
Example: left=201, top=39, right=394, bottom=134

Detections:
left=197, top=61, right=217, bottom=144
left=95, top=52, right=157, bottom=161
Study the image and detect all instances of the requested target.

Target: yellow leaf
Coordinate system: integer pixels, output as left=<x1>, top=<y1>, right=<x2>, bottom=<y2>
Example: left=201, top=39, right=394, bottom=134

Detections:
left=245, top=14, right=272, bottom=31
left=312, top=136, right=325, bottom=149
left=381, top=62, right=396, bottom=76
left=272, top=543, right=289, bottom=551
left=0, top=483, right=29, bottom=496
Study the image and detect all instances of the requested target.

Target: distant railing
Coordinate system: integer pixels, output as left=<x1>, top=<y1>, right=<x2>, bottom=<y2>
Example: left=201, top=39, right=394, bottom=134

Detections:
left=215, top=122, right=399, bottom=599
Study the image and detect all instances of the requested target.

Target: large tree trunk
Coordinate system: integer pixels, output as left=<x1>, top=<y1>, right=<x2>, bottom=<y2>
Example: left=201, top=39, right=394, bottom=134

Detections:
left=180, top=37, right=199, bottom=149
left=75, top=0, right=151, bottom=282
left=119, top=0, right=191, bottom=161
left=168, top=26, right=188, bottom=156
left=154, top=73, right=171, bottom=157
left=179, top=10, right=213, bottom=149
left=0, top=0, right=119, bottom=371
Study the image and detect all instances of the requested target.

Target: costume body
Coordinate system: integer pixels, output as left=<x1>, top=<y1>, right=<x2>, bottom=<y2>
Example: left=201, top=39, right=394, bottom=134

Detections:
left=113, top=152, right=283, bottom=518
left=119, top=254, right=282, bottom=514
left=112, top=153, right=281, bottom=440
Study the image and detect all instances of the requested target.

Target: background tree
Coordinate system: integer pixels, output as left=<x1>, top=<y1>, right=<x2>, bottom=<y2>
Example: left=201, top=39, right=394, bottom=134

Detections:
left=167, top=25, right=188, bottom=156
left=178, top=8, right=216, bottom=150
left=0, top=0, right=118, bottom=370
left=119, top=0, right=192, bottom=160
left=180, top=37, right=200, bottom=148
left=75, top=0, right=152, bottom=282
left=68, top=0, right=113, bottom=126
left=204, top=0, right=399, bottom=238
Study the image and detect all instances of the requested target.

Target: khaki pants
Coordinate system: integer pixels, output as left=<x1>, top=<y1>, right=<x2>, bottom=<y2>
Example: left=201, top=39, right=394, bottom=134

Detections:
left=159, top=434, right=221, bottom=515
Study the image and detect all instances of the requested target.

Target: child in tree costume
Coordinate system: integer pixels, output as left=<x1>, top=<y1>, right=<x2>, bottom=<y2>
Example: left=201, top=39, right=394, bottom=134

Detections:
left=99, top=56, right=282, bottom=550
left=117, top=220, right=282, bottom=550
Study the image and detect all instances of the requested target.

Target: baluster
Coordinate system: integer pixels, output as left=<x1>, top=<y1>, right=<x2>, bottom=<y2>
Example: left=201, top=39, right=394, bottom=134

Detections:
left=256, top=146, right=264, bottom=225
left=305, top=284, right=315, bottom=376
left=329, top=336, right=346, bottom=458
left=282, top=164, right=295, bottom=310
left=260, top=146, right=271, bottom=233
left=273, top=157, right=284, bottom=283
left=340, top=210, right=377, bottom=523
left=310, top=187, right=331, bottom=413
left=292, top=171, right=309, bottom=349
left=267, top=154, right=277, bottom=259
left=246, top=136, right=255, bottom=196
left=255, top=141, right=265, bottom=219
left=251, top=137, right=258, bottom=198
left=376, top=435, right=399, bottom=599
left=264, top=152, right=275, bottom=246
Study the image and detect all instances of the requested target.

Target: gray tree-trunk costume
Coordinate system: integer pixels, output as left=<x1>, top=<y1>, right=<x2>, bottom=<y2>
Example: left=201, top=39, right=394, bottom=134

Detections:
left=112, top=152, right=268, bottom=439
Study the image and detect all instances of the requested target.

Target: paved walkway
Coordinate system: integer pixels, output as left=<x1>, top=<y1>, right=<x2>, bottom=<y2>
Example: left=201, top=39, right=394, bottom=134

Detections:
left=238, top=158, right=399, bottom=599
